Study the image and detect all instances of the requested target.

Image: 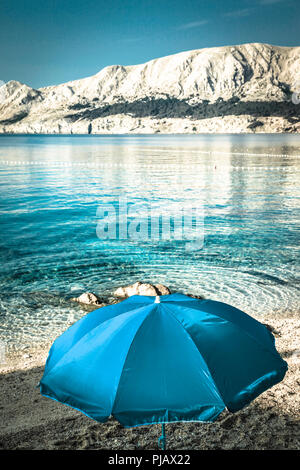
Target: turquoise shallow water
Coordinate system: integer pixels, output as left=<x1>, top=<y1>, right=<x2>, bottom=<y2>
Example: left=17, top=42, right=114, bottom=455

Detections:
left=0, top=134, right=299, bottom=350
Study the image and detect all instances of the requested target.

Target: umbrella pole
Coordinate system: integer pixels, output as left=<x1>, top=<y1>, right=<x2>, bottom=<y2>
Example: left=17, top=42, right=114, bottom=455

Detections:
left=158, top=423, right=166, bottom=450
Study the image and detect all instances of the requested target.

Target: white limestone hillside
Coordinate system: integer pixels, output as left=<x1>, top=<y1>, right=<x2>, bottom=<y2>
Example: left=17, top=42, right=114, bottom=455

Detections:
left=0, top=43, right=299, bottom=134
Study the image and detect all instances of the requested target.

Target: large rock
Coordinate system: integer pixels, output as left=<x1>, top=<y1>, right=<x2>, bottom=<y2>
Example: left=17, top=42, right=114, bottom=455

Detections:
left=114, top=282, right=171, bottom=298
left=71, top=292, right=104, bottom=306
left=154, top=284, right=171, bottom=296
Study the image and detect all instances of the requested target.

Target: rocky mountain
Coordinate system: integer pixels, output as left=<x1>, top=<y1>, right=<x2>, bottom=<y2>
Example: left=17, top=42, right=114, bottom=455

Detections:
left=0, top=43, right=299, bottom=134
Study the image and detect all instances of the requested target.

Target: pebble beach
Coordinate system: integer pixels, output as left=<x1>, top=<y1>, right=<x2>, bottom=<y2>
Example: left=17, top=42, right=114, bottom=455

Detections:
left=0, top=308, right=299, bottom=451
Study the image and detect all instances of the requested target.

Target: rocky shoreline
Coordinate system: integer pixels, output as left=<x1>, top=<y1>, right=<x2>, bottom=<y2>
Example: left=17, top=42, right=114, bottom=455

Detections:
left=71, top=281, right=172, bottom=306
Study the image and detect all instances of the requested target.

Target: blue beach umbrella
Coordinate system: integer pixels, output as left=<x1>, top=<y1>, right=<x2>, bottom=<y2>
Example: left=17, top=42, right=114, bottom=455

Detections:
left=39, top=294, right=287, bottom=449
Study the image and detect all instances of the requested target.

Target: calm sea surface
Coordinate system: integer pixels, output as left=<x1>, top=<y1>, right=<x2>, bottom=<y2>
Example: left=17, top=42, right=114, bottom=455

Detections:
left=0, top=134, right=299, bottom=350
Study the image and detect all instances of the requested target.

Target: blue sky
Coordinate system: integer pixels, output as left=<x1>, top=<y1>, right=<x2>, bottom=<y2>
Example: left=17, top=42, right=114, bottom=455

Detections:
left=0, top=0, right=299, bottom=89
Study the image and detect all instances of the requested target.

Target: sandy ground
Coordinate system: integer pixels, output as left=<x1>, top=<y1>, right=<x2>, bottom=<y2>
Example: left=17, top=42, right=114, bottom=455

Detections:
left=0, top=312, right=299, bottom=450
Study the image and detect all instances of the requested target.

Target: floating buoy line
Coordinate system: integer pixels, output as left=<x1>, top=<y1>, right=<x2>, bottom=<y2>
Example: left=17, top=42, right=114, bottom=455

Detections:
left=0, top=150, right=299, bottom=171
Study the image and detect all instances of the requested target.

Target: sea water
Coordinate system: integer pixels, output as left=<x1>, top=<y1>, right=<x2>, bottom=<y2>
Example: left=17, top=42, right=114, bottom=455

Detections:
left=0, top=134, right=299, bottom=350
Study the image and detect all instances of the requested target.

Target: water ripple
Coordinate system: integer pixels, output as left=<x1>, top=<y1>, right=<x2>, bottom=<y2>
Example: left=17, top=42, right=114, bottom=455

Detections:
left=0, top=134, right=299, bottom=350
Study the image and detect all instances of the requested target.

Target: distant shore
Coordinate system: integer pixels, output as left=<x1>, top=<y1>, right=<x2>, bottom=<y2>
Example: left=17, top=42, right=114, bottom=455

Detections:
left=0, top=112, right=299, bottom=135
left=0, top=310, right=299, bottom=450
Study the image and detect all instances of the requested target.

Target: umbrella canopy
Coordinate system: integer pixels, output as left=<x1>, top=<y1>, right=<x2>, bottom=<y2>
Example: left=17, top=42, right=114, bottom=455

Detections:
left=40, top=294, right=287, bottom=428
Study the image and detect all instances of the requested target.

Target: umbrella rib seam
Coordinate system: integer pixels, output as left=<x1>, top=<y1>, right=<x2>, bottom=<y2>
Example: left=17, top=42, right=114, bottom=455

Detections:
left=42, top=303, right=152, bottom=381
left=165, top=301, right=280, bottom=359
left=111, top=304, right=159, bottom=415
left=162, top=303, right=226, bottom=408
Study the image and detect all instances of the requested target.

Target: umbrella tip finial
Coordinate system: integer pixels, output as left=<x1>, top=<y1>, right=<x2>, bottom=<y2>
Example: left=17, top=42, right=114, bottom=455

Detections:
left=155, top=295, right=160, bottom=303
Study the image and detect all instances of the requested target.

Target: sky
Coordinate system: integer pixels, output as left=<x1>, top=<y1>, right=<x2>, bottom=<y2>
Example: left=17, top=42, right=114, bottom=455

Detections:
left=0, top=0, right=299, bottom=89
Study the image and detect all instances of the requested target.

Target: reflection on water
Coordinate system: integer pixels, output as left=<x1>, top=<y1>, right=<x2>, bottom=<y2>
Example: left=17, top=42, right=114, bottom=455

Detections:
left=0, top=135, right=299, bottom=350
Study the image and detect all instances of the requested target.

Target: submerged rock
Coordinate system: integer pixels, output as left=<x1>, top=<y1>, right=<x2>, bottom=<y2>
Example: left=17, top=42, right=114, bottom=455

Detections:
left=71, top=292, right=104, bottom=306
left=185, top=294, right=204, bottom=300
left=263, top=323, right=281, bottom=337
left=114, top=281, right=171, bottom=298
